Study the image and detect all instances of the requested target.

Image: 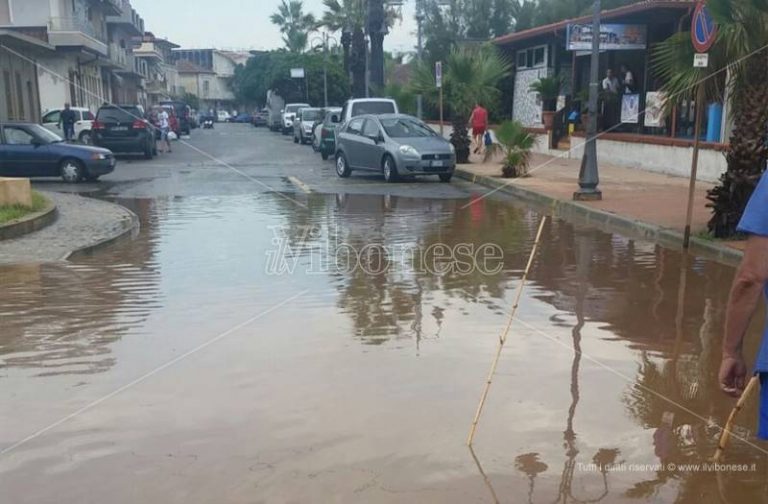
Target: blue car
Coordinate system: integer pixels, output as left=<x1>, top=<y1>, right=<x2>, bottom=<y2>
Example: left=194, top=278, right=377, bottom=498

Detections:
left=230, top=113, right=253, bottom=124
left=0, top=122, right=115, bottom=183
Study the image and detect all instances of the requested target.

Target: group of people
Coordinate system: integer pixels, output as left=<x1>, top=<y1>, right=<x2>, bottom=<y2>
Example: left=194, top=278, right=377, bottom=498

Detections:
left=600, top=65, right=635, bottom=128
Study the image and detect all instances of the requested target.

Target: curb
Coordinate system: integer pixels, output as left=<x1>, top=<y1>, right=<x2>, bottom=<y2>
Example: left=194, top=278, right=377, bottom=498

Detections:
left=0, top=196, right=58, bottom=242
left=456, top=168, right=743, bottom=267
left=62, top=204, right=140, bottom=261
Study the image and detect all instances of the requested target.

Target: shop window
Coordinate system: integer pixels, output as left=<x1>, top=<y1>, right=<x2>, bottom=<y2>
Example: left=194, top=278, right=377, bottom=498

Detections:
left=516, top=45, right=547, bottom=70
left=15, top=73, right=24, bottom=119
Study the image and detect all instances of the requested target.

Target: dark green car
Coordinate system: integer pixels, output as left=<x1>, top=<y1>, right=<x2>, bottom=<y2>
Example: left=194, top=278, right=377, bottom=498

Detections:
left=312, top=108, right=342, bottom=160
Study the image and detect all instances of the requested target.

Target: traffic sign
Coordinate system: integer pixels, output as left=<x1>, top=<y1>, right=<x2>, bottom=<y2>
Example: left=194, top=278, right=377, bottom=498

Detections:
left=435, top=61, right=443, bottom=89
left=694, top=53, right=709, bottom=68
left=691, top=2, right=717, bottom=53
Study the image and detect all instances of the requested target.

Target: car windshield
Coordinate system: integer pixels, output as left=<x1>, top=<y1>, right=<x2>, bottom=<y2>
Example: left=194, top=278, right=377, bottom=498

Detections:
left=351, top=101, right=396, bottom=116
left=28, top=124, right=64, bottom=143
left=380, top=118, right=437, bottom=138
left=301, top=109, right=322, bottom=121
left=285, top=105, right=306, bottom=114
left=97, top=107, right=142, bottom=123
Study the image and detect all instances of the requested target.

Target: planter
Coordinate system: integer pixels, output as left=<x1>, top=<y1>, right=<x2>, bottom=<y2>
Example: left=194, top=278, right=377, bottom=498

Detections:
left=542, top=110, right=556, bottom=130
left=456, top=147, right=471, bottom=164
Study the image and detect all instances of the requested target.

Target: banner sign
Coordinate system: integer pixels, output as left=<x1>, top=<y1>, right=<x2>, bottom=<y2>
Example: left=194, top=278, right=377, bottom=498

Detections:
left=566, top=24, right=647, bottom=51
left=644, top=92, right=666, bottom=128
left=621, top=94, right=640, bottom=124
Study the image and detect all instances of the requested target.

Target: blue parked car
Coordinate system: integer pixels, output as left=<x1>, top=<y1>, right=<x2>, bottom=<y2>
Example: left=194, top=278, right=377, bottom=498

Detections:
left=230, top=113, right=253, bottom=124
left=0, top=122, right=116, bottom=183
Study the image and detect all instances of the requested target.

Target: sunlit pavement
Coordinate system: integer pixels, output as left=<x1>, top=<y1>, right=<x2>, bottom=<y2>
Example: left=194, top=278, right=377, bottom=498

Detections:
left=0, top=124, right=765, bottom=503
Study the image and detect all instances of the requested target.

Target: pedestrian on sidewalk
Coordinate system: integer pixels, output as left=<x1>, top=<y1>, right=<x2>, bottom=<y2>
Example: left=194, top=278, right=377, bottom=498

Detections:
left=59, top=103, right=76, bottom=142
left=469, top=102, right=489, bottom=155
left=157, top=107, right=172, bottom=153
left=719, top=171, right=768, bottom=440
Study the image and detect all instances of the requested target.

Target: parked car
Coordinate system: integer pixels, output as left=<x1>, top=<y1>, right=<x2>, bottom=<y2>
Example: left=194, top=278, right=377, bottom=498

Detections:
left=293, top=107, right=323, bottom=145
left=159, top=100, right=192, bottom=135
left=312, top=107, right=342, bottom=160
left=252, top=109, right=269, bottom=127
left=231, top=113, right=253, bottom=124
left=281, top=103, right=310, bottom=134
left=41, top=107, right=95, bottom=144
left=0, top=122, right=115, bottom=183
left=92, top=104, right=156, bottom=159
left=334, top=114, right=455, bottom=183
left=338, top=98, right=399, bottom=126
left=217, top=110, right=231, bottom=123
left=189, top=110, right=199, bottom=129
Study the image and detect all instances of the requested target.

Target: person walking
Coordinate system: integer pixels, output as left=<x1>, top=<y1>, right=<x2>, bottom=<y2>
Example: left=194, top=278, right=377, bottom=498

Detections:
left=59, top=103, right=76, bottom=142
left=620, top=64, right=635, bottom=94
left=601, top=69, right=621, bottom=128
left=469, top=102, right=489, bottom=155
left=719, top=172, right=768, bottom=440
left=157, top=107, right=172, bottom=153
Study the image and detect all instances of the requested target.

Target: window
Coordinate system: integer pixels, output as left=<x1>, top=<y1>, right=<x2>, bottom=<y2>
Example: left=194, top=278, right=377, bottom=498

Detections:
left=351, top=101, right=396, bottom=117
left=4, top=71, right=12, bottom=119
left=516, top=45, right=547, bottom=69
left=15, top=73, right=24, bottom=120
left=4, top=126, right=35, bottom=145
left=43, top=110, right=61, bottom=124
left=381, top=117, right=437, bottom=138
left=27, top=81, right=35, bottom=122
left=346, top=118, right=364, bottom=135
left=361, top=119, right=381, bottom=138
left=203, top=80, right=210, bottom=97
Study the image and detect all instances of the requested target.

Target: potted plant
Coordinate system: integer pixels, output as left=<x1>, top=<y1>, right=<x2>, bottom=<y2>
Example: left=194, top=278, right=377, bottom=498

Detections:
left=484, top=120, right=537, bottom=178
left=529, top=75, right=562, bottom=130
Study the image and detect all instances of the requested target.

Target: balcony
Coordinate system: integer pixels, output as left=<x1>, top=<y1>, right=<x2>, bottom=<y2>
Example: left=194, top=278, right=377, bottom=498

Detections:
left=133, top=42, right=163, bottom=61
left=48, top=17, right=107, bottom=56
left=106, top=0, right=144, bottom=36
left=108, top=41, right=141, bottom=76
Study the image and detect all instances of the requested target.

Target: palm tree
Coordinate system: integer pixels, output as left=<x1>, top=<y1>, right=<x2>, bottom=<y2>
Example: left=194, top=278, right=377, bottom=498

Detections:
left=270, top=0, right=317, bottom=53
left=411, top=46, right=511, bottom=163
left=319, top=0, right=365, bottom=76
left=484, top=120, right=537, bottom=177
left=652, top=0, right=768, bottom=237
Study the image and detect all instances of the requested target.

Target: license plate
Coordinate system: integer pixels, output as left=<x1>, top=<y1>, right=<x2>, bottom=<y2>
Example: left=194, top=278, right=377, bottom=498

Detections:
left=431, top=160, right=444, bottom=167
left=111, top=126, right=128, bottom=131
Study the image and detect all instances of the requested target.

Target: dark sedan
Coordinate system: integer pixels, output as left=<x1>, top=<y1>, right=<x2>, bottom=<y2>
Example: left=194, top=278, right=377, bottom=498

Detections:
left=0, top=122, right=115, bottom=183
left=92, top=104, right=156, bottom=158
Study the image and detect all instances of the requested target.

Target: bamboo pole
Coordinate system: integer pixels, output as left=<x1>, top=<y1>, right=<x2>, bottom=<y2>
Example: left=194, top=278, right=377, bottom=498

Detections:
left=713, top=375, right=760, bottom=463
left=467, top=216, right=548, bottom=446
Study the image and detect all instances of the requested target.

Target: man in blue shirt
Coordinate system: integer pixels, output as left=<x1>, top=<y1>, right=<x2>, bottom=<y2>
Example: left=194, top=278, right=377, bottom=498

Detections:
left=720, top=172, right=768, bottom=439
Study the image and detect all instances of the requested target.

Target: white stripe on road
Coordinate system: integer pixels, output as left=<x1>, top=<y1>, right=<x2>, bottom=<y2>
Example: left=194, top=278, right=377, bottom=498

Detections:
left=288, top=176, right=312, bottom=194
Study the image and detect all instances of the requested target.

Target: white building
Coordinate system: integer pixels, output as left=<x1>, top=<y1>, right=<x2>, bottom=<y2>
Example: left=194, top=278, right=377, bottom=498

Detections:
left=133, top=31, right=179, bottom=105
left=173, top=48, right=237, bottom=113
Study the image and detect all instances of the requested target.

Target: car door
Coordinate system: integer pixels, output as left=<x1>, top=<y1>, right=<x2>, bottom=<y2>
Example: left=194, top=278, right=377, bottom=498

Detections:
left=360, top=119, right=385, bottom=171
left=0, top=125, right=56, bottom=176
left=41, top=110, right=61, bottom=136
left=341, top=118, right=366, bottom=168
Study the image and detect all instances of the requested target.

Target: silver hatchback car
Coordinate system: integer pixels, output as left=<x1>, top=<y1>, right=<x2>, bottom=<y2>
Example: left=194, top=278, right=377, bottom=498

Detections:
left=334, top=114, right=456, bottom=183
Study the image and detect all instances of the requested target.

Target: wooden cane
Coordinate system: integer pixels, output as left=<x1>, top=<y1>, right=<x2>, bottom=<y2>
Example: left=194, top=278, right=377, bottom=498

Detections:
left=713, top=375, right=760, bottom=463
left=467, top=216, right=548, bottom=446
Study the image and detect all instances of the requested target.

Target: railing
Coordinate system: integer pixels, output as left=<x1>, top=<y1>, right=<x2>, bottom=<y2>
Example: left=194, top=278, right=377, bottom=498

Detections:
left=49, top=16, right=98, bottom=38
left=109, top=42, right=128, bottom=66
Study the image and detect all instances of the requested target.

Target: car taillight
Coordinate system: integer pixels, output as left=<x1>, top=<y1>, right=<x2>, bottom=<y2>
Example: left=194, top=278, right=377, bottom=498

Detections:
left=92, top=120, right=105, bottom=130
left=132, top=120, right=147, bottom=129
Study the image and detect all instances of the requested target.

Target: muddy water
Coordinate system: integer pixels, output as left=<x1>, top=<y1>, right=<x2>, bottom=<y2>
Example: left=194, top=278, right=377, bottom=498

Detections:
left=0, top=192, right=766, bottom=503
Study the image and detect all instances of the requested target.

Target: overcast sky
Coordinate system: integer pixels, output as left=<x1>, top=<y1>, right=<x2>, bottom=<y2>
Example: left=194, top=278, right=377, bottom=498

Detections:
left=130, top=0, right=417, bottom=54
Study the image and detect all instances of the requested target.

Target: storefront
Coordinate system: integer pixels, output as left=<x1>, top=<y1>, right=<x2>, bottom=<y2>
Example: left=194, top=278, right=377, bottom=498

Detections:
left=493, top=1, right=728, bottom=181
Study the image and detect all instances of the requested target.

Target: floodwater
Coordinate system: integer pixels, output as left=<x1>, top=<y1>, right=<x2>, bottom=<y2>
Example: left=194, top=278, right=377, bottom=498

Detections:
left=1, top=191, right=766, bottom=503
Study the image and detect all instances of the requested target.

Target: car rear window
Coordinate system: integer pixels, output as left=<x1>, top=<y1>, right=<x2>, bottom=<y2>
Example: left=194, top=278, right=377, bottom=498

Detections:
left=381, top=118, right=437, bottom=138
left=302, top=109, right=323, bottom=121
left=97, top=107, right=142, bottom=122
left=351, top=101, right=396, bottom=117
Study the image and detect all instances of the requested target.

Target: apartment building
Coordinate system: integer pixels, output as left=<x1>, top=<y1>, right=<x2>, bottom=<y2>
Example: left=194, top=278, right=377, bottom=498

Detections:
left=173, top=48, right=237, bottom=113
left=133, top=31, right=179, bottom=105
left=105, top=0, right=147, bottom=105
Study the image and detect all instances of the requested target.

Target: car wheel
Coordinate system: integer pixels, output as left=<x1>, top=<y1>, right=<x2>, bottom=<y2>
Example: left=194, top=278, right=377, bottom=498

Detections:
left=79, top=131, right=92, bottom=145
left=439, top=173, right=453, bottom=183
left=321, top=151, right=329, bottom=161
left=144, top=140, right=154, bottom=159
left=335, top=152, right=351, bottom=178
left=383, top=155, right=398, bottom=183
left=60, top=158, right=84, bottom=183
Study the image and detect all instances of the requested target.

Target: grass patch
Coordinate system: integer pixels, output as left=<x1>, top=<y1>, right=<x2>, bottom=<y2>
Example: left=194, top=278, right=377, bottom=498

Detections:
left=0, top=192, right=49, bottom=225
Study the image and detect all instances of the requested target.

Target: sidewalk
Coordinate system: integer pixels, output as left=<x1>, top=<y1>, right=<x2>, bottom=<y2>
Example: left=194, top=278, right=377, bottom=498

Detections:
left=456, top=151, right=744, bottom=265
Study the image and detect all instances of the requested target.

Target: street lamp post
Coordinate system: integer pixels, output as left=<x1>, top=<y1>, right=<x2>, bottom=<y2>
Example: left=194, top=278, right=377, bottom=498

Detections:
left=416, top=0, right=425, bottom=119
left=574, top=0, right=603, bottom=201
left=312, top=33, right=339, bottom=108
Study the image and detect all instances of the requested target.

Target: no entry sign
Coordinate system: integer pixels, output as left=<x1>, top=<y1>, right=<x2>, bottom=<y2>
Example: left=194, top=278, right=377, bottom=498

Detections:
left=691, top=1, right=717, bottom=53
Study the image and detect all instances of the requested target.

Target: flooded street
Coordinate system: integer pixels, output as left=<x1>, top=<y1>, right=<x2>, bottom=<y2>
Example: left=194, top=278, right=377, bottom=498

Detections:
left=1, top=128, right=767, bottom=503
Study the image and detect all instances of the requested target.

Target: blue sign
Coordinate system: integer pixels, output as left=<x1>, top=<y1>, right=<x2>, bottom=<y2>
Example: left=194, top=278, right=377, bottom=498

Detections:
left=692, top=2, right=717, bottom=53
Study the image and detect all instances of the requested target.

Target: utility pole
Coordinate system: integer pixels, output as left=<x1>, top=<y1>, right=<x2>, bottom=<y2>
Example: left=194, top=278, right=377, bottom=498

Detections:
left=416, top=0, right=424, bottom=119
left=574, top=0, right=602, bottom=201
left=323, top=32, right=329, bottom=108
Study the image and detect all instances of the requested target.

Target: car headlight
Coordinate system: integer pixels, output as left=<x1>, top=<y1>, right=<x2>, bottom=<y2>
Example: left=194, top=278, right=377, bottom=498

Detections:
left=398, top=145, right=420, bottom=158
left=91, top=153, right=108, bottom=160
left=449, top=143, right=456, bottom=155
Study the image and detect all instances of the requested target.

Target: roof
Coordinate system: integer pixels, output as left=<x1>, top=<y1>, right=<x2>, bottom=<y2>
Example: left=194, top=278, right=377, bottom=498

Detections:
left=175, top=59, right=215, bottom=74
left=493, top=0, right=695, bottom=46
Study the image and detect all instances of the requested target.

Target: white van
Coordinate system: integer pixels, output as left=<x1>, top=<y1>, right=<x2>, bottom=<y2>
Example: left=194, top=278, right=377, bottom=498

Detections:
left=339, top=98, right=399, bottom=126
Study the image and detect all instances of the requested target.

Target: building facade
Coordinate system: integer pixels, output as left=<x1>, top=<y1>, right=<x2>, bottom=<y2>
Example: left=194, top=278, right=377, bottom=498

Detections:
left=105, top=0, right=147, bottom=106
left=173, top=48, right=236, bottom=112
left=133, top=31, right=179, bottom=105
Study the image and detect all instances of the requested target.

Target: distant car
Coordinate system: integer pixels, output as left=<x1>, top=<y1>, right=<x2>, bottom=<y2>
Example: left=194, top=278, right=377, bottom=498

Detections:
left=281, top=103, right=310, bottom=134
left=41, top=107, right=95, bottom=144
left=293, top=107, right=323, bottom=145
left=334, top=114, right=455, bottom=183
left=92, top=104, right=156, bottom=159
left=217, top=110, right=231, bottom=123
left=312, top=107, right=342, bottom=160
left=0, top=122, right=115, bottom=183
left=252, top=109, right=269, bottom=127
left=338, top=98, right=399, bottom=126
left=159, top=100, right=192, bottom=135
left=231, top=113, right=253, bottom=124
left=189, top=110, right=199, bottom=129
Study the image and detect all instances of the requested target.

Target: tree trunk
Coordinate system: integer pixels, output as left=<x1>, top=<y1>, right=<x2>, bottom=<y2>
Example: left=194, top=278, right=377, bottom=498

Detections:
left=707, top=60, right=768, bottom=237
left=341, top=31, right=352, bottom=77
left=369, top=33, right=385, bottom=90
left=351, top=27, right=367, bottom=98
